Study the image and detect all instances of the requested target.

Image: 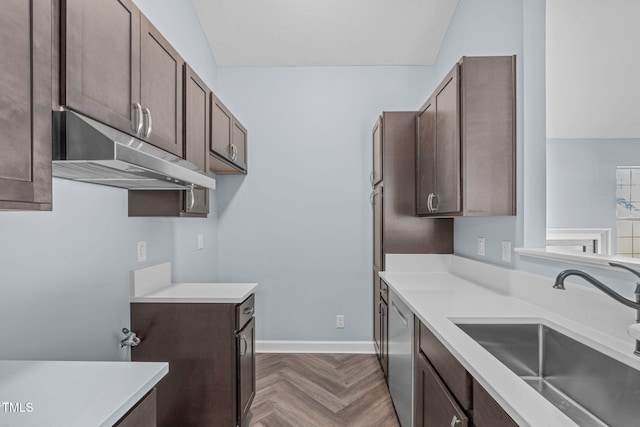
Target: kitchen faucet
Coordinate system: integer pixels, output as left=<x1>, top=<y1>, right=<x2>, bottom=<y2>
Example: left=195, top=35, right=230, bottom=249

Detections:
left=554, top=262, right=640, bottom=356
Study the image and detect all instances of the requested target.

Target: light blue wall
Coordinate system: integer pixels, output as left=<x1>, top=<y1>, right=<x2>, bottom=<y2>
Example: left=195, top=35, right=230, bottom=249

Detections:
left=547, top=139, right=640, bottom=237
left=430, top=0, right=547, bottom=267
left=216, top=66, right=436, bottom=341
left=0, top=0, right=218, bottom=361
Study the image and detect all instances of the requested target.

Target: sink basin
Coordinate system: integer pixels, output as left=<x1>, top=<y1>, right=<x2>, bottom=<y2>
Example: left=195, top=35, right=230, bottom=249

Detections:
left=457, top=323, right=640, bottom=427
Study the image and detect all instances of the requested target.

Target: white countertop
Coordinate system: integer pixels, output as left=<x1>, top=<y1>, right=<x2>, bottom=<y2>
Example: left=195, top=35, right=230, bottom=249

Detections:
left=130, top=282, right=257, bottom=303
left=379, top=269, right=640, bottom=427
left=0, top=360, right=167, bottom=427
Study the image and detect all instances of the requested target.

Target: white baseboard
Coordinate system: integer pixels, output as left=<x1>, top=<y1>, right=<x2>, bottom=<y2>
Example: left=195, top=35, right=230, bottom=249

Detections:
left=256, top=340, right=376, bottom=354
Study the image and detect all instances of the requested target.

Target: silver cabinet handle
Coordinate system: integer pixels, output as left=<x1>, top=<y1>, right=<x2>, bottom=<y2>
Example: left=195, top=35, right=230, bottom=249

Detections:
left=370, top=191, right=374, bottom=205
left=132, top=103, right=143, bottom=135
left=391, top=301, right=409, bottom=328
left=230, top=144, right=238, bottom=161
left=450, top=415, right=461, bottom=427
left=432, top=193, right=439, bottom=212
left=242, top=306, right=254, bottom=315
left=427, top=193, right=433, bottom=212
left=240, top=334, right=248, bottom=356
left=142, top=107, right=152, bottom=138
left=187, top=185, right=195, bottom=211
left=370, top=171, right=374, bottom=185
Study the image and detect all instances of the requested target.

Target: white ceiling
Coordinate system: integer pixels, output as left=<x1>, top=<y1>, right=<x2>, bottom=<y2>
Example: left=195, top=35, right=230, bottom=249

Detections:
left=192, top=0, right=459, bottom=67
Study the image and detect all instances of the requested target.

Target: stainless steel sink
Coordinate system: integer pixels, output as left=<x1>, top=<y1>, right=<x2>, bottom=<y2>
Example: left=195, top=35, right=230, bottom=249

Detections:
left=457, top=323, right=640, bottom=427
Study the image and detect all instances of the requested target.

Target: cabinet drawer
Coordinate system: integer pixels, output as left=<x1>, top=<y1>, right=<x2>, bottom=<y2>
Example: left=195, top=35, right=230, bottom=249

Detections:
left=419, top=321, right=472, bottom=409
left=380, top=279, right=389, bottom=303
left=473, top=379, right=518, bottom=427
left=236, top=294, right=255, bottom=330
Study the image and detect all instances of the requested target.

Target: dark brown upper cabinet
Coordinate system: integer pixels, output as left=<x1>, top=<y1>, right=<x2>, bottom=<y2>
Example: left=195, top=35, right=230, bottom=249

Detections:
left=61, top=0, right=184, bottom=157
left=417, top=56, right=516, bottom=217
left=210, top=93, right=248, bottom=174
left=0, top=0, right=52, bottom=211
left=128, top=64, right=210, bottom=217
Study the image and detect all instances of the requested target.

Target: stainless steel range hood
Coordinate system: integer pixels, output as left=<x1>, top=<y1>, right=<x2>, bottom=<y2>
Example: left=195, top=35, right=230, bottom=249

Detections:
left=52, top=110, right=216, bottom=191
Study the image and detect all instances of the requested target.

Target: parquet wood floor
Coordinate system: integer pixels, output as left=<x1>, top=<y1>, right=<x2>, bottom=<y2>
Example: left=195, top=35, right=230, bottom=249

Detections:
left=247, top=353, right=401, bottom=427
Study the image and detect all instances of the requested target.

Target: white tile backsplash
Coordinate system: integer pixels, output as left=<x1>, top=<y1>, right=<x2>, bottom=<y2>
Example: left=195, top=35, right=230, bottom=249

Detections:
left=617, top=167, right=640, bottom=258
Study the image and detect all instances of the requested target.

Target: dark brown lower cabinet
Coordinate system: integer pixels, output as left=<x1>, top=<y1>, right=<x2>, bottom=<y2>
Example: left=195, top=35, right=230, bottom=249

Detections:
left=473, top=380, right=518, bottom=427
left=379, top=296, right=388, bottom=377
left=413, top=318, right=520, bottom=427
left=415, top=351, right=468, bottom=427
left=114, top=388, right=157, bottom=427
left=131, top=295, right=256, bottom=427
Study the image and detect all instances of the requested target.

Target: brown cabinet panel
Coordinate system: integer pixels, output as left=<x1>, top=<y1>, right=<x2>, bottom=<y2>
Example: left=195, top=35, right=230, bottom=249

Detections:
left=373, top=268, right=381, bottom=355
left=419, top=321, right=472, bottom=410
left=417, top=56, right=516, bottom=217
left=62, top=0, right=140, bottom=135
left=473, top=379, right=519, bottom=427
left=113, top=388, right=157, bottom=427
left=237, top=317, right=256, bottom=427
left=210, top=93, right=248, bottom=174
left=372, top=116, right=382, bottom=186
left=236, top=294, right=255, bottom=330
left=140, top=15, right=183, bottom=157
left=380, top=299, right=388, bottom=377
left=414, top=351, right=469, bottom=427
left=0, top=0, right=52, bottom=210
left=211, top=93, right=233, bottom=160
left=131, top=299, right=255, bottom=427
left=373, top=186, right=383, bottom=270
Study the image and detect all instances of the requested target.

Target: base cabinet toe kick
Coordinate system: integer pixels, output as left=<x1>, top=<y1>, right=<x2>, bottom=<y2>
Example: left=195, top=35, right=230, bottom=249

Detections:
left=130, top=293, right=256, bottom=427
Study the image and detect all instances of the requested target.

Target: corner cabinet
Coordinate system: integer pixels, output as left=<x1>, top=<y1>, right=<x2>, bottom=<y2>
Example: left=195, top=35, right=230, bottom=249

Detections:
left=417, top=56, right=516, bottom=217
left=210, top=93, right=248, bottom=174
left=0, top=0, right=52, bottom=211
left=128, top=64, right=211, bottom=217
left=131, top=294, right=256, bottom=427
left=61, top=0, right=184, bottom=157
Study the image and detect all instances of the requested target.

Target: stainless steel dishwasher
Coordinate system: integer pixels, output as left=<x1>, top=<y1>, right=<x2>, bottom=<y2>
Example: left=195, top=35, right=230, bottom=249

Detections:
left=388, top=289, right=413, bottom=427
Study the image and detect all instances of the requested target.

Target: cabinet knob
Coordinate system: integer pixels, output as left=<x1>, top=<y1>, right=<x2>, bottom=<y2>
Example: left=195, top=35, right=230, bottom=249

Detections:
left=450, top=415, right=461, bottom=427
left=242, top=306, right=254, bottom=315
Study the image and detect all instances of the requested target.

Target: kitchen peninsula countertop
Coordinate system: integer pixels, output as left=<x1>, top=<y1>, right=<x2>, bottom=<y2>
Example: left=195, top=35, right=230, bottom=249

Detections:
left=0, top=360, right=167, bottom=427
left=379, top=268, right=640, bottom=427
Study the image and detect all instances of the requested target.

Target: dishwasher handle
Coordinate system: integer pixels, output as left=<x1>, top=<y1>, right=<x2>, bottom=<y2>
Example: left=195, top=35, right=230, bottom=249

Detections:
left=391, top=300, right=409, bottom=328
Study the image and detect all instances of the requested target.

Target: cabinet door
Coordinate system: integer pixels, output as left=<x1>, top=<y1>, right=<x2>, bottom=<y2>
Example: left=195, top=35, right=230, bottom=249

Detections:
left=473, top=380, right=518, bottom=427
left=416, top=98, right=436, bottom=215
left=232, top=119, right=248, bottom=171
left=211, top=93, right=233, bottom=160
left=140, top=15, right=183, bottom=157
left=0, top=0, right=52, bottom=210
left=372, top=116, right=383, bottom=186
left=373, top=186, right=383, bottom=270
left=62, top=0, right=140, bottom=136
left=182, top=64, right=210, bottom=215
left=433, top=64, right=461, bottom=215
left=380, top=299, right=388, bottom=377
left=374, top=268, right=381, bottom=356
left=415, top=351, right=468, bottom=427
left=113, top=388, right=157, bottom=427
left=237, top=317, right=256, bottom=427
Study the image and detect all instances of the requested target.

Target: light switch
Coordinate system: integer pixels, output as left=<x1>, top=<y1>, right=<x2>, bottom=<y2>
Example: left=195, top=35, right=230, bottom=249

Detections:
left=197, top=234, right=204, bottom=250
left=502, top=241, right=512, bottom=263
left=477, top=238, right=485, bottom=256
left=137, top=241, right=147, bottom=262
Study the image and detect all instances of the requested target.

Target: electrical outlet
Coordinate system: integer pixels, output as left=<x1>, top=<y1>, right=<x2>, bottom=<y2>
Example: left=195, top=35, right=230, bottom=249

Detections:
left=502, top=240, right=512, bottom=263
left=137, top=241, right=147, bottom=262
left=336, top=315, right=345, bottom=329
left=197, top=234, right=204, bottom=250
left=477, top=237, right=485, bottom=256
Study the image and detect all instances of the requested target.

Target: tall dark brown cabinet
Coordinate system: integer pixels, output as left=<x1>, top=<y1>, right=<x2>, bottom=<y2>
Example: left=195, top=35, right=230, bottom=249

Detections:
left=417, top=56, right=516, bottom=217
left=0, top=0, right=52, bottom=211
left=371, top=112, right=453, bottom=372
